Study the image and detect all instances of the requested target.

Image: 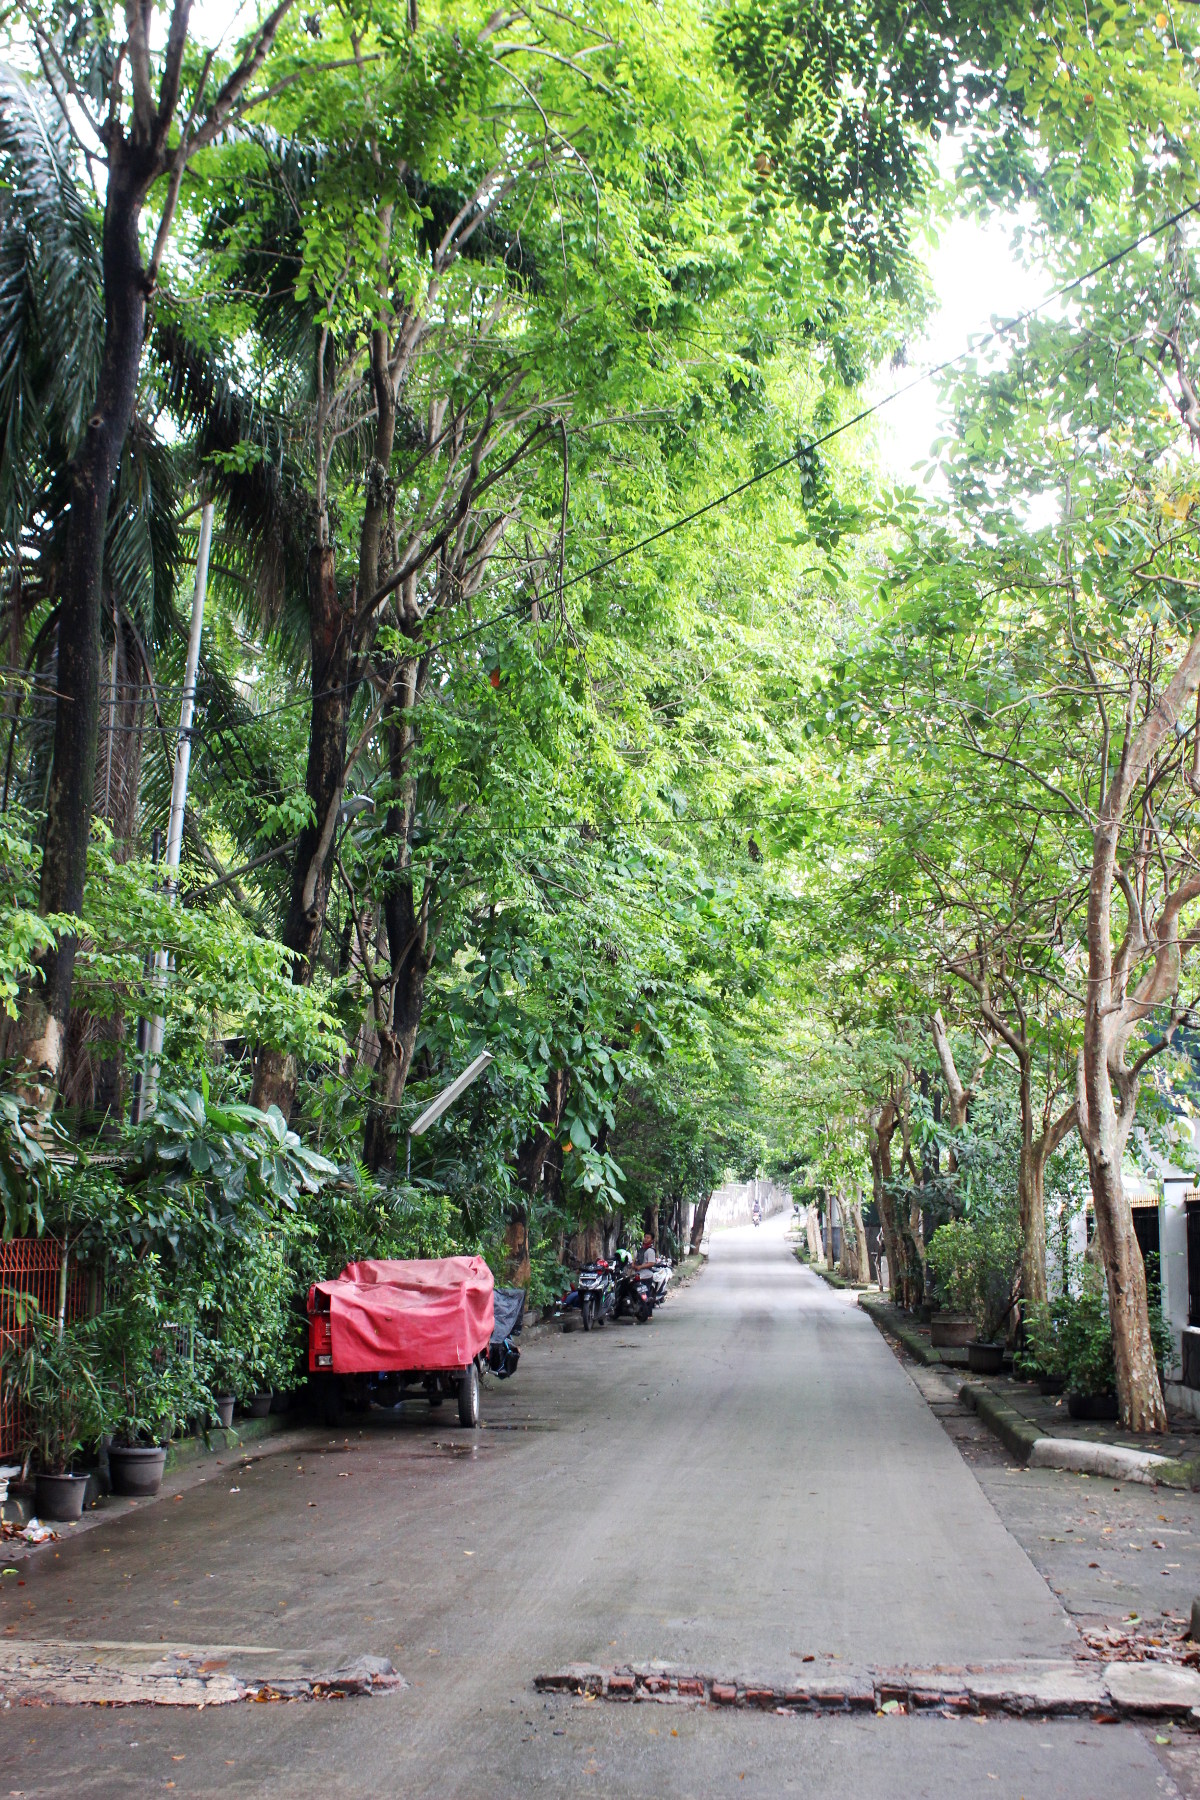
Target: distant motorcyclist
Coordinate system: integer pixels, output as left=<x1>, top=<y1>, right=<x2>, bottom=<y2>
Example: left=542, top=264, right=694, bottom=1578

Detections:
left=752, top=1200, right=762, bottom=1226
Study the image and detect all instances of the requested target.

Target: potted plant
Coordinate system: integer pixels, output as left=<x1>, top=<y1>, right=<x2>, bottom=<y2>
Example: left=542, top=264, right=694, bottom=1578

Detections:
left=0, top=1295, right=103, bottom=1521
left=220, top=1235, right=298, bottom=1416
left=195, top=1322, right=243, bottom=1430
left=1027, top=1286, right=1172, bottom=1418
left=96, top=1265, right=207, bottom=1497
left=927, top=1198, right=1020, bottom=1376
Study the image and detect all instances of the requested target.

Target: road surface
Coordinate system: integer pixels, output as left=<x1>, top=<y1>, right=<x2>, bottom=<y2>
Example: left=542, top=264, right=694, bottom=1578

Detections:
left=0, top=1213, right=1184, bottom=1796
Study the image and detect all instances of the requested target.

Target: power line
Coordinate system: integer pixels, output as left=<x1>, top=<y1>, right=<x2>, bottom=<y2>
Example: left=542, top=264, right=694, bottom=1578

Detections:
left=417, top=195, right=1200, bottom=660
left=551, top=193, right=1200, bottom=595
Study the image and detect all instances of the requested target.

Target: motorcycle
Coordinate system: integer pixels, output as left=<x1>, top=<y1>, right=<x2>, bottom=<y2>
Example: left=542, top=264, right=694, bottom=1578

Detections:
left=576, top=1259, right=616, bottom=1331
left=643, top=1258, right=672, bottom=1308
left=612, top=1254, right=655, bottom=1324
left=555, top=1259, right=615, bottom=1332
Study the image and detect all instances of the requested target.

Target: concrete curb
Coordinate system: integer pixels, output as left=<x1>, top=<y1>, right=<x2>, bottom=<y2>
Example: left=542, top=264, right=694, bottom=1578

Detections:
left=806, top=1261, right=872, bottom=1295
left=535, top=1658, right=1200, bottom=1721
left=859, top=1294, right=942, bottom=1368
left=958, top=1382, right=1040, bottom=1462
left=860, top=1293, right=1197, bottom=1487
left=1028, top=1437, right=1177, bottom=1485
left=164, top=1412, right=294, bottom=1474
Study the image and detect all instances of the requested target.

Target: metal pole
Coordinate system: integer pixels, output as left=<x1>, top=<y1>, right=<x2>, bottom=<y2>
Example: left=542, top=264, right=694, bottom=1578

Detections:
left=143, top=502, right=214, bottom=1115
left=129, top=827, right=163, bottom=1125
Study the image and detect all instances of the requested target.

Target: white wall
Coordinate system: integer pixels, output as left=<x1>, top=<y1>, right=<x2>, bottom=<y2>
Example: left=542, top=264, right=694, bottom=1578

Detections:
left=703, top=1177, right=790, bottom=1233
left=1161, top=1177, right=1190, bottom=1379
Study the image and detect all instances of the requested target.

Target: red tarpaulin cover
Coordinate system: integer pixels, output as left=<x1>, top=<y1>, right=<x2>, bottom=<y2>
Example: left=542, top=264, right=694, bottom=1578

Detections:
left=312, top=1257, right=495, bottom=1375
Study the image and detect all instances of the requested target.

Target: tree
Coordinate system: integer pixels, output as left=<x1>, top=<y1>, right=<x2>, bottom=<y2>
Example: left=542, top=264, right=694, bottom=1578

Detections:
left=8, top=0, right=300, bottom=1097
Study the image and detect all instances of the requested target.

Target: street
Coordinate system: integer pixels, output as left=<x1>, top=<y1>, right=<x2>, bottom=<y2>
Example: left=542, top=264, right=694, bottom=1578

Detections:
left=1, top=1213, right=1191, bottom=1796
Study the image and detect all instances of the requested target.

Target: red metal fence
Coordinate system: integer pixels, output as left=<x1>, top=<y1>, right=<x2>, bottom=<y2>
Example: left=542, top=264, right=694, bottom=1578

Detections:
left=0, top=1239, right=89, bottom=1462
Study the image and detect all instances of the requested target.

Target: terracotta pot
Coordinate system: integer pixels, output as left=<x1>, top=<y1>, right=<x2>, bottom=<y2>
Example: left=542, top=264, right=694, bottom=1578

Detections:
left=215, top=1395, right=235, bottom=1429
left=108, top=1445, right=167, bottom=1497
left=930, top=1313, right=974, bottom=1349
left=967, top=1340, right=1005, bottom=1375
left=35, top=1471, right=89, bottom=1521
left=245, top=1392, right=272, bottom=1418
left=1067, top=1390, right=1119, bottom=1421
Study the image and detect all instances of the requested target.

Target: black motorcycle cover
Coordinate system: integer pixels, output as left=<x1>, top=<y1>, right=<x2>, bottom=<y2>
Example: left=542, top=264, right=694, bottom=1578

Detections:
left=491, top=1286, right=526, bottom=1342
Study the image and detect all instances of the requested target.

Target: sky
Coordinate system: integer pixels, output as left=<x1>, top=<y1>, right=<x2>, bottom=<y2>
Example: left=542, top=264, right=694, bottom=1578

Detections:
left=871, top=209, right=1051, bottom=484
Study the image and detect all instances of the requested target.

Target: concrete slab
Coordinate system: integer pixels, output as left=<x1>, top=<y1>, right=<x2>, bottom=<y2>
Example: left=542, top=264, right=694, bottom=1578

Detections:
left=1103, top=1659, right=1200, bottom=1712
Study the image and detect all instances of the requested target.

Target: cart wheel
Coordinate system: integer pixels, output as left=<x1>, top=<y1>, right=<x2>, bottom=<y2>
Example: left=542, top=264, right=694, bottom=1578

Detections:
left=581, top=1295, right=593, bottom=1332
left=457, top=1363, right=480, bottom=1428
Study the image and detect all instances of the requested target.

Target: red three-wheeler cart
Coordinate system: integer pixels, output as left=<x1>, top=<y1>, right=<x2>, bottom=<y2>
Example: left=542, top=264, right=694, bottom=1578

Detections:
left=307, top=1255, right=495, bottom=1428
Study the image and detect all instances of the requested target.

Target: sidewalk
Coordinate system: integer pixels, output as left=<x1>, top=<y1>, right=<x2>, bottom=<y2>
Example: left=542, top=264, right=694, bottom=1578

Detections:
left=860, top=1293, right=1200, bottom=1486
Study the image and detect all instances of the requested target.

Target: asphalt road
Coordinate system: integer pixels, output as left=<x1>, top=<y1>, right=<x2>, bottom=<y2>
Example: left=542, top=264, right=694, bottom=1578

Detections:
left=0, top=1214, right=1186, bottom=1797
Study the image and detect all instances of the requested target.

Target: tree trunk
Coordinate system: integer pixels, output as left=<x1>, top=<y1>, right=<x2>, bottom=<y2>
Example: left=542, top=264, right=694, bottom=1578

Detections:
left=515, top=1068, right=569, bottom=1197
left=868, top=1101, right=902, bottom=1302
left=1081, top=827, right=1169, bottom=1430
left=60, top=606, right=149, bottom=1120
left=504, top=1213, right=531, bottom=1287
left=870, top=1095, right=924, bottom=1306
left=805, top=1203, right=822, bottom=1262
left=853, top=1194, right=870, bottom=1286
left=930, top=1009, right=970, bottom=1128
left=1016, top=1059, right=1048, bottom=1309
left=835, top=1193, right=860, bottom=1280
left=362, top=878, right=433, bottom=1171
left=1080, top=1086, right=1164, bottom=1428
left=14, top=166, right=150, bottom=1098
left=689, top=1192, right=712, bottom=1253
left=251, top=543, right=351, bottom=1115
left=506, top=1069, right=569, bottom=1283
left=362, top=657, right=434, bottom=1171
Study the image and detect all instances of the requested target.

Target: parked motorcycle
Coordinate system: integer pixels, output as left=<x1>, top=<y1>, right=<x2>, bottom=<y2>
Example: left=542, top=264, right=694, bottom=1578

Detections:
left=576, top=1259, right=615, bottom=1331
left=612, top=1255, right=655, bottom=1324
left=555, top=1260, right=615, bottom=1331
left=643, top=1258, right=672, bottom=1308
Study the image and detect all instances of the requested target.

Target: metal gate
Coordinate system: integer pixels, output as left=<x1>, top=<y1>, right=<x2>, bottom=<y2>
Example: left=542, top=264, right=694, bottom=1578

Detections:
left=0, top=1240, right=89, bottom=1461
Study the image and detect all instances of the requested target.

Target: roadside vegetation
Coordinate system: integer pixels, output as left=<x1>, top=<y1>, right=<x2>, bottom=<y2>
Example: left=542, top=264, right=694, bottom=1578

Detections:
left=1, top=0, right=1199, bottom=1455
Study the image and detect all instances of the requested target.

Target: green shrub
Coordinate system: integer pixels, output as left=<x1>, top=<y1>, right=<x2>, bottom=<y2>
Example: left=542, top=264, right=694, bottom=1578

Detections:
left=0, top=1294, right=104, bottom=1474
left=94, top=1261, right=209, bottom=1446
left=1025, top=1288, right=1173, bottom=1395
left=927, top=1192, right=1021, bottom=1342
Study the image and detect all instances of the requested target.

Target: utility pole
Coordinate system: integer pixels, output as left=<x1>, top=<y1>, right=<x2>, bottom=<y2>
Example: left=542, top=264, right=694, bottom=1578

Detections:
left=141, top=502, right=214, bottom=1117
left=406, top=1051, right=494, bottom=1178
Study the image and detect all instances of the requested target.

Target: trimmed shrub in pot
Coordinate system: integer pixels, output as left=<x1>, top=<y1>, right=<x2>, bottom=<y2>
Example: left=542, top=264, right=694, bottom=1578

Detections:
left=927, top=1188, right=1021, bottom=1350
left=95, top=1262, right=208, bottom=1498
